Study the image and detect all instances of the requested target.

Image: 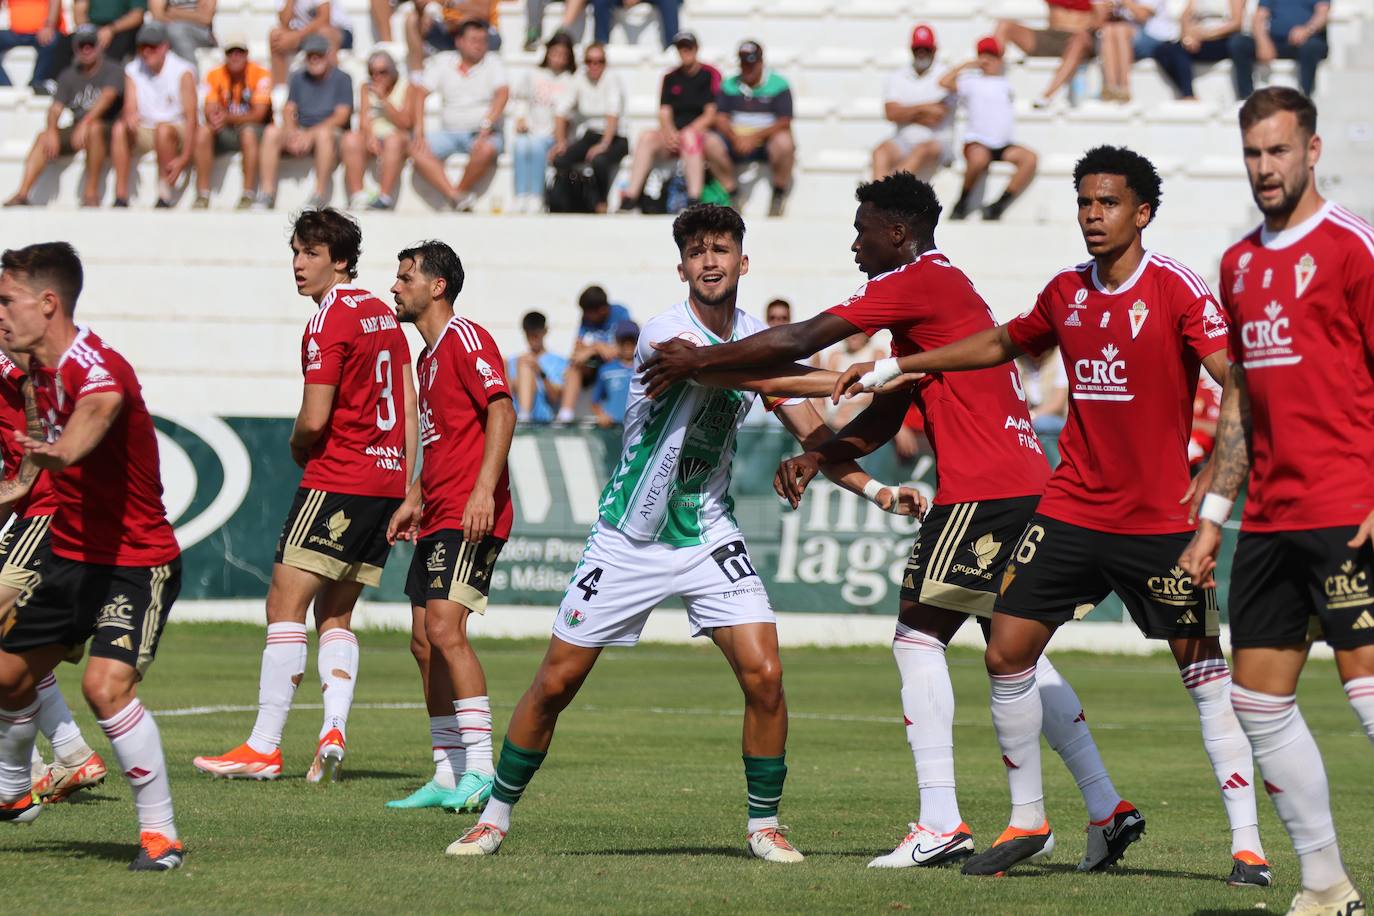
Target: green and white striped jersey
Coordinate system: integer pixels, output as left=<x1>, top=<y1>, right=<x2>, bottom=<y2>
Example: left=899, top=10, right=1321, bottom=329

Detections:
left=597, top=300, right=789, bottom=546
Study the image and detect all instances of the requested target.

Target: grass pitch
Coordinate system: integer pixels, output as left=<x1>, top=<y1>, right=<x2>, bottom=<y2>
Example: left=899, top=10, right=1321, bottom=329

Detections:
left=4, top=622, right=1371, bottom=914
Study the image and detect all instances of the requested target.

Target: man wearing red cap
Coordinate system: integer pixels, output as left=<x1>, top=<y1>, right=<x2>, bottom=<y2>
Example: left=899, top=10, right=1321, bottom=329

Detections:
left=872, top=23, right=952, bottom=181
left=938, top=36, right=1038, bottom=221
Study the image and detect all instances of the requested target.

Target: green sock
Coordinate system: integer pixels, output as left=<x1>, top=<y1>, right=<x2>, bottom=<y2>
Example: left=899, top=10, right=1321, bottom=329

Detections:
left=744, top=754, right=787, bottom=818
left=491, top=737, right=547, bottom=806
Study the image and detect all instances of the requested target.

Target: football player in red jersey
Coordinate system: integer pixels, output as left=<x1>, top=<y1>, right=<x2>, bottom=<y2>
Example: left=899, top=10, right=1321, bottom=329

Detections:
left=194, top=209, right=419, bottom=784
left=0, top=242, right=184, bottom=871
left=1181, top=88, right=1371, bottom=915
left=0, top=350, right=106, bottom=804
left=837, top=149, right=1270, bottom=884
left=382, top=240, right=514, bottom=813
left=641, top=174, right=1131, bottom=873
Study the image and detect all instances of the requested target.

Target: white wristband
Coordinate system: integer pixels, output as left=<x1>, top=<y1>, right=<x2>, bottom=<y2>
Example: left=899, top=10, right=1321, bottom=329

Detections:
left=857, top=357, right=901, bottom=392
left=863, top=478, right=899, bottom=511
left=1198, top=493, right=1234, bottom=526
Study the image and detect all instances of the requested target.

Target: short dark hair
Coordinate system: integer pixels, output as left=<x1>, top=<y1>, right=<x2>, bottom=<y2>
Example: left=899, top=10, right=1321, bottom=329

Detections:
left=540, top=30, right=575, bottom=73
left=522, top=310, right=548, bottom=333
left=293, top=207, right=362, bottom=278
left=1239, top=86, right=1317, bottom=137
left=1073, top=145, right=1163, bottom=223
left=0, top=242, right=83, bottom=314
left=766, top=298, right=790, bottom=313
left=578, top=285, right=609, bottom=311
left=398, top=240, right=465, bottom=303
left=671, top=204, right=746, bottom=253
left=855, top=172, right=942, bottom=243
left=456, top=18, right=488, bottom=37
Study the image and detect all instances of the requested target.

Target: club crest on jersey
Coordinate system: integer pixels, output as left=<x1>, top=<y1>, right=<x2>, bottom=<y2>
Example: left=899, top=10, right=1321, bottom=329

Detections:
left=1071, top=288, right=1088, bottom=308
left=564, top=608, right=586, bottom=628
left=1064, top=310, right=1081, bottom=327
left=1201, top=299, right=1228, bottom=339
left=1294, top=253, right=1317, bottom=297
left=1128, top=300, right=1149, bottom=339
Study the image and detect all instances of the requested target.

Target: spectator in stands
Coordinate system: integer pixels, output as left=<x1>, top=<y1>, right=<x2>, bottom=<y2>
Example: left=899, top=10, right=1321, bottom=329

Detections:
left=510, top=310, right=568, bottom=423
left=405, top=0, right=499, bottom=73
left=994, top=0, right=1107, bottom=107
left=554, top=284, right=630, bottom=423
left=1142, top=0, right=1245, bottom=99
left=589, top=320, right=637, bottom=427
left=618, top=31, right=718, bottom=213
left=940, top=36, right=1037, bottom=221
left=872, top=24, right=951, bottom=181
left=589, top=0, right=678, bottom=49
left=550, top=42, right=626, bottom=213
left=764, top=297, right=790, bottom=327
left=1229, top=0, right=1327, bottom=97
left=111, top=21, right=196, bottom=207
left=192, top=34, right=271, bottom=209
left=1018, top=349, right=1069, bottom=434
left=411, top=19, right=507, bottom=211
left=269, top=0, right=352, bottom=86
left=1095, top=1, right=1149, bottom=101
left=256, top=32, right=351, bottom=208
left=75, top=0, right=147, bottom=63
left=511, top=31, right=574, bottom=214
left=0, top=0, right=66, bottom=92
left=815, top=332, right=882, bottom=427
left=147, top=0, right=215, bottom=72
left=342, top=49, right=417, bottom=210
left=704, top=39, right=795, bottom=218
left=523, top=0, right=584, bottom=51
left=5, top=26, right=121, bottom=207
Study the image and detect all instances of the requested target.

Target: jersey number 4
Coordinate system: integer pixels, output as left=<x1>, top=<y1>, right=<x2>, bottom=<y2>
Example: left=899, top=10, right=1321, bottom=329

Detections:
left=576, top=567, right=603, bottom=602
left=375, top=350, right=397, bottom=431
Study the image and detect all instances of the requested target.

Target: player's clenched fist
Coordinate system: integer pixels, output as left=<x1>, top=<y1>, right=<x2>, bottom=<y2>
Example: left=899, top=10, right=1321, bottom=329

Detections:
left=774, top=452, right=822, bottom=508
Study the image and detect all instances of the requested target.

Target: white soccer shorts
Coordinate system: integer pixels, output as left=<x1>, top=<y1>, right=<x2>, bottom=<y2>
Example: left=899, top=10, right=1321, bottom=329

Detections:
left=552, top=520, right=776, bottom=648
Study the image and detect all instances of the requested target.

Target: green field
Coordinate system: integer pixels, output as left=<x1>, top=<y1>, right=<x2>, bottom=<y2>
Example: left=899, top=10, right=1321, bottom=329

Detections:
left=4, top=623, right=1370, bottom=914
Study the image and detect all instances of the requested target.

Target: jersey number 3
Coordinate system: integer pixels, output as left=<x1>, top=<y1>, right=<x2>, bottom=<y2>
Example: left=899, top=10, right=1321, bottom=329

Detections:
left=375, top=350, right=397, bottom=431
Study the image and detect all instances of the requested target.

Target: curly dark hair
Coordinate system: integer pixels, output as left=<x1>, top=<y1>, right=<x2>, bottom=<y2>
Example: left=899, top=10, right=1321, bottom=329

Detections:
left=0, top=242, right=83, bottom=314
left=1072, top=145, right=1162, bottom=223
left=292, top=207, right=362, bottom=278
left=854, top=172, right=942, bottom=243
left=671, top=204, right=746, bottom=252
left=398, top=240, right=465, bottom=303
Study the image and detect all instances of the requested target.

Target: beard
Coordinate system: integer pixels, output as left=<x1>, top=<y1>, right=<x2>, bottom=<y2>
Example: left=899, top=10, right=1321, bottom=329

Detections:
left=1252, top=169, right=1309, bottom=219
left=690, top=280, right=738, bottom=307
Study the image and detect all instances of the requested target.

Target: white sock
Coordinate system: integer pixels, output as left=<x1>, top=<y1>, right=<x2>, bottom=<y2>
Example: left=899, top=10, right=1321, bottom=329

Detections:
left=455, top=696, right=494, bottom=776
left=31, top=743, right=44, bottom=776
left=99, top=700, right=177, bottom=841
left=747, top=815, right=780, bottom=833
left=891, top=624, right=961, bottom=832
left=1232, top=686, right=1346, bottom=892
left=1036, top=655, right=1121, bottom=823
left=0, top=700, right=39, bottom=802
left=1344, top=676, right=1374, bottom=747
left=1182, top=659, right=1263, bottom=857
left=480, top=797, right=513, bottom=832
left=36, top=672, right=92, bottom=765
left=989, top=666, right=1045, bottom=830
left=431, top=715, right=465, bottom=789
left=247, top=622, right=308, bottom=754
left=555, top=408, right=574, bottom=423
left=318, top=628, right=360, bottom=741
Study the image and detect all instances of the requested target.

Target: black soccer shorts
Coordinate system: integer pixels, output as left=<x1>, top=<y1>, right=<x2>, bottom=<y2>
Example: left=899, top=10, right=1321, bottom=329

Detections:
left=900, top=495, right=1040, bottom=618
left=404, top=530, right=505, bottom=613
left=274, top=487, right=402, bottom=587
left=994, top=514, right=1218, bottom=640
left=1230, top=527, right=1374, bottom=650
left=0, top=555, right=181, bottom=677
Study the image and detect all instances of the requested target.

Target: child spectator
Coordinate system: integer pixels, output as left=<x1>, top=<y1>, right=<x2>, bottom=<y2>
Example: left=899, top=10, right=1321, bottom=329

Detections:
left=554, top=284, right=631, bottom=423
left=510, top=310, right=568, bottom=423
left=192, top=34, right=272, bottom=209
left=590, top=321, right=637, bottom=426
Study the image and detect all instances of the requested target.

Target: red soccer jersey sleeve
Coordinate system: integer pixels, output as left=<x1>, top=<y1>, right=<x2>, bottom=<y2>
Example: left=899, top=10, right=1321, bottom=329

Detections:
left=451, top=320, right=512, bottom=405
left=1006, top=288, right=1059, bottom=357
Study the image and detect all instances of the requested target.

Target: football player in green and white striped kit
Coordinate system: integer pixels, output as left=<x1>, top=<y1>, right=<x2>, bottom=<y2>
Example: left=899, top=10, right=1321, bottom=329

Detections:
left=447, top=205, right=921, bottom=861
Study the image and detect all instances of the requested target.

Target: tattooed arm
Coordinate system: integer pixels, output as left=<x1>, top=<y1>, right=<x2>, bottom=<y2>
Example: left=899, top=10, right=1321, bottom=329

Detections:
left=1179, top=363, right=1251, bottom=587
left=0, top=377, right=46, bottom=517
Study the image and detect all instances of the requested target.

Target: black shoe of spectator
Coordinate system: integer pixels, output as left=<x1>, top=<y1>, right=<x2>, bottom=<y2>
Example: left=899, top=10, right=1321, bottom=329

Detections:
left=155, top=198, right=174, bottom=209
left=768, top=186, right=787, bottom=218
left=983, top=191, right=1016, bottom=222
left=113, top=198, right=129, bottom=208
left=950, top=194, right=973, bottom=221
left=618, top=195, right=639, bottom=213
left=31, top=80, right=55, bottom=96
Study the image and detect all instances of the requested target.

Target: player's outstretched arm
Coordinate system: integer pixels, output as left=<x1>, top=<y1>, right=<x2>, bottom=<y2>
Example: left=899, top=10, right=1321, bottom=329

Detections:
left=832, top=325, right=1022, bottom=402
left=460, top=395, right=515, bottom=544
left=701, top=362, right=921, bottom=399
left=772, top=391, right=908, bottom=507
left=15, top=390, right=122, bottom=470
left=0, top=375, right=45, bottom=510
left=289, top=382, right=336, bottom=468
left=1180, top=362, right=1252, bottom=587
left=641, top=313, right=856, bottom=399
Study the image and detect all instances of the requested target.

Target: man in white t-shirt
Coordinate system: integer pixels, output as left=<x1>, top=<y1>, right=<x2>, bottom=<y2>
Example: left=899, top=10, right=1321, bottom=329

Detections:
left=938, top=37, right=1038, bottom=222
left=411, top=19, right=508, bottom=211
left=111, top=22, right=197, bottom=208
left=872, top=24, right=952, bottom=181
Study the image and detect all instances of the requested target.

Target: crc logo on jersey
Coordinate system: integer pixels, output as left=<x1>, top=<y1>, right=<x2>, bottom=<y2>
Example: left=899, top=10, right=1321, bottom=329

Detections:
left=1294, top=253, right=1317, bottom=297
left=1201, top=299, right=1228, bottom=339
left=1071, top=288, right=1088, bottom=308
left=951, top=533, right=1001, bottom=581
left=474, top=357, right=503, bottom=389
left=306, top=337, right=323, bottom=371
left=1240, top=301, right=1301, bottom=369
left=427, top=542, right=447, bottom=573
left=1324, top=560, right=1372, bottom=611
left=96, top=594, right=136, bottom=631
left=1072, top=343, right=1132, bottom=401
left=419, top=402, right=439, bottom=447
left=1146, top=566, right=1196, bottom=608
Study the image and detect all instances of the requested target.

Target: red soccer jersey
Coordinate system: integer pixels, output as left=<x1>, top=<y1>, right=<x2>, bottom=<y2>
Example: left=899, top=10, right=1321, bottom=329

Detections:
left=416, top=316, right=514, bottom=538
left=31, top=328, right=179, bottom=566
left=826, top=251, right=1050, bottom=505
left=1220, top=202, right=1374, bottom=532
left=0, top=354, right=55, bottom=518
left=300, top=284, right=411, bottom=499
left=1006, top=251, right=1229, bottom=534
